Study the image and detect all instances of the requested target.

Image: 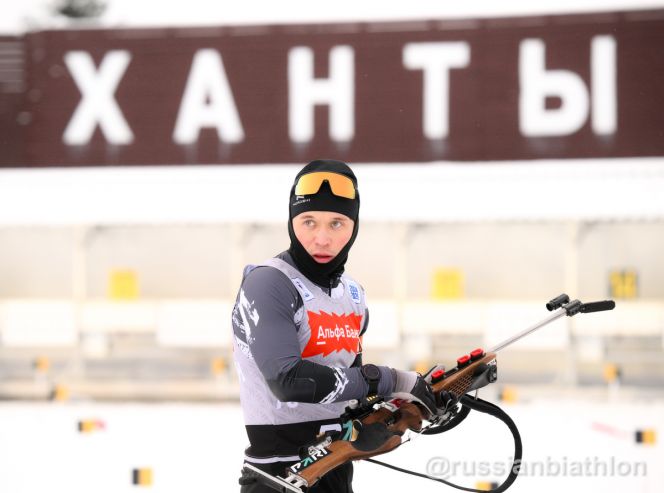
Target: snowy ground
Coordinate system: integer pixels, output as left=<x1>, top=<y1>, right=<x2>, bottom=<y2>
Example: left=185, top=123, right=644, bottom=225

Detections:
left=0, top=396, right=661, bottom=493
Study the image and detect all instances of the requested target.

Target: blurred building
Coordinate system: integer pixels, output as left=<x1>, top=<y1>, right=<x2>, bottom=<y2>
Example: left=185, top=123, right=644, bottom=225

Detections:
left=1, top=2, right=663, bottom=400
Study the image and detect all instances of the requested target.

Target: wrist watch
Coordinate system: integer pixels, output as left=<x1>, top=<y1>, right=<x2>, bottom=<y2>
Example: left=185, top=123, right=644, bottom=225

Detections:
left=361, top=364, right=381, bottom=397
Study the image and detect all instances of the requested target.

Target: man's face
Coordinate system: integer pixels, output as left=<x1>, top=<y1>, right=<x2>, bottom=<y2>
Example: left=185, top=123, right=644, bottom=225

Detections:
left=292, top=211, right=355, bottom=263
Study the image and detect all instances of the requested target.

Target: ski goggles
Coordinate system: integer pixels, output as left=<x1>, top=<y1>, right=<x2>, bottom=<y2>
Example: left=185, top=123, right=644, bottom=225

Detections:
left=294, top=172, right=357, bottom=200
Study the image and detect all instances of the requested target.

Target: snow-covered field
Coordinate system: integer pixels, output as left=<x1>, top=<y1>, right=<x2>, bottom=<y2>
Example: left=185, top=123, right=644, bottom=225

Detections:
left=0, top=397, right=661, bottom=493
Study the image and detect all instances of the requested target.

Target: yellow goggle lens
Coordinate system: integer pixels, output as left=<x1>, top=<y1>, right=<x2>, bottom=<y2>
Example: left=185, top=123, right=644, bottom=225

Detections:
left=294, top=172, right=356, bottom=199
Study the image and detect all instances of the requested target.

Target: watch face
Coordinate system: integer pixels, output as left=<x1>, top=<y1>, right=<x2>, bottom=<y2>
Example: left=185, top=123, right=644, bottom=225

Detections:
left=363, top=364, right=380, bottom=381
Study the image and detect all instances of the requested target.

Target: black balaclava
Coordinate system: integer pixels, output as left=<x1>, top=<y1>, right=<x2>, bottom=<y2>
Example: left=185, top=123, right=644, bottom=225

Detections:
left=288, top=159, right=360, bottom=289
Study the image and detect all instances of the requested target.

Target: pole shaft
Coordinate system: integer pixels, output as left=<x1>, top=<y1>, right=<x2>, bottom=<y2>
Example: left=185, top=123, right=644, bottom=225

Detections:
left=490, top=309, right=567, bottom=353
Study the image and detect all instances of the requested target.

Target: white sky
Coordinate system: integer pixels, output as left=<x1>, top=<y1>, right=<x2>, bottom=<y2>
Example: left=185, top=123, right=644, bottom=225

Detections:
left=3, top=0, right=664, bottom=34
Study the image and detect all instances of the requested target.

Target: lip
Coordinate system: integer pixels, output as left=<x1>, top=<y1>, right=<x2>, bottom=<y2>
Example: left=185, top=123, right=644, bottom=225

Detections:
left=312, top=254, right=334, bottom=263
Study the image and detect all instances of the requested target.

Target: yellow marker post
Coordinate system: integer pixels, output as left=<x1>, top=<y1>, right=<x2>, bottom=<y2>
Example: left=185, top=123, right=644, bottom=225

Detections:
left=78, top=420, right=105, bottom=433
left=34, top=356, right=50, bottom=373
left=499, top=386, right=518, bottom=404
left=51, top=384, right=70, bottom=402
left=413, top=360, right=433, bottom=376
left=132, top=468, right=153, bottom=486
left=211, top=357, right=226, bottom=376
left=79, top=421, right=94, bottom=433
left=431, top=268, right=464, bottom=300
left=609, top=269, right=637, bottom=299
left=636, top=429, right=657, bottom=445
left=603, top=363, right=621, bottom=384
left=109, top=269, right=140, bottom=300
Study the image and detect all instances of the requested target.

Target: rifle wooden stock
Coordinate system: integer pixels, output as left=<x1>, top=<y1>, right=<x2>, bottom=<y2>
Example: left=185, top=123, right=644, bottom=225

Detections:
left=291, top=402, right=424, bottom=487
left=288, top=352, right=497, bottom=489
left=431, top=351, right=497, bottom=397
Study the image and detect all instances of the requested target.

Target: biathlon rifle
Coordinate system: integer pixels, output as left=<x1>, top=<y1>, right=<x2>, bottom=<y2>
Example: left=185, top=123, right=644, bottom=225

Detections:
left=241, top=294, right=615, bottom=493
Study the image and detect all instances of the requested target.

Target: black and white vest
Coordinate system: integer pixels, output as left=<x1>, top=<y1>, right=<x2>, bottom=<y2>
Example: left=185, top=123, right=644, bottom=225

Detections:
left=233, top=257, right=368, bottom=427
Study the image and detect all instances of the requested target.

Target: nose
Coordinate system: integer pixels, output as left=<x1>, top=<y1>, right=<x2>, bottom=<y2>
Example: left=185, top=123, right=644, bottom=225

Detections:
left=313, top=228, right=331, bottom=246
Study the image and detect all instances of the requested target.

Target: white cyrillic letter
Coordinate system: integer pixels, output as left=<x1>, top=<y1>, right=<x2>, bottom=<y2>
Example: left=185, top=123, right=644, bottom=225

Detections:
left=173, top=49, right=244, bottom=145
left=591, top=35, right=617, bottom=135
left=403, top=42, right=470, bottom=139
left=63, top=50, right=133, bottom=145
left=288, top=45, right=354, bottom=143
left=519, top=39, right=589, bottom=137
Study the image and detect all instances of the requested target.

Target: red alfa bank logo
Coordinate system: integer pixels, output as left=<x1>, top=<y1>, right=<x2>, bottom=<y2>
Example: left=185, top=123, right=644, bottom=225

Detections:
left=301, top=311, right=363, bottom=358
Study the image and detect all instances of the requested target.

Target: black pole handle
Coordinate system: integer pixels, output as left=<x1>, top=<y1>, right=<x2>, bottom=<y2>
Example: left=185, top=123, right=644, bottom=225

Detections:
left=546, top=293, right=570, bottom=311
left=579, top=300, right=616, bottom=313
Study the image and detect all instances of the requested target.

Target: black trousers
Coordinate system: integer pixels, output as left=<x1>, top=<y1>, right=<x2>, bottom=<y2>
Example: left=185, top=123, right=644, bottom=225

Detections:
left=240, top=461, right=354, bottom=493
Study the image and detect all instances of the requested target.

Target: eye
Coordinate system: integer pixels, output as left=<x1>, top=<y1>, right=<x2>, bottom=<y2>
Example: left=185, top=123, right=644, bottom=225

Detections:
left=331, top=220, right=343, bottom=230
left=303, top=219, right=315, bottom=227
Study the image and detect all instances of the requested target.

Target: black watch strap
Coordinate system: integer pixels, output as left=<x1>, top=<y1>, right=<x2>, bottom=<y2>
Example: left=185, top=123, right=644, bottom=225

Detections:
left=361, top=364, right=381, bottom=396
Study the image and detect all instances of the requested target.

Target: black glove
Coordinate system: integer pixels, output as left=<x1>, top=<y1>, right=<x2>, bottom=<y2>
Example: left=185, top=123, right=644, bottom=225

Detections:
left=390, top=369, right=437, bottom=415
left=437, top=390, right=455, bottom=412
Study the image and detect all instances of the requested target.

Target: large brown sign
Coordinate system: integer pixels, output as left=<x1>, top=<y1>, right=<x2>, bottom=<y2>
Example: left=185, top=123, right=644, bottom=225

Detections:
left=5, top=10, right=664, bottom=166
left=0, top=36, right=24, bottom=166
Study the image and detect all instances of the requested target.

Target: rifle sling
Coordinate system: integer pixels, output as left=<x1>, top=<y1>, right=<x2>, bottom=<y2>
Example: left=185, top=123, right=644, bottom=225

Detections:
left=365, top=395, right=522, bottom=493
